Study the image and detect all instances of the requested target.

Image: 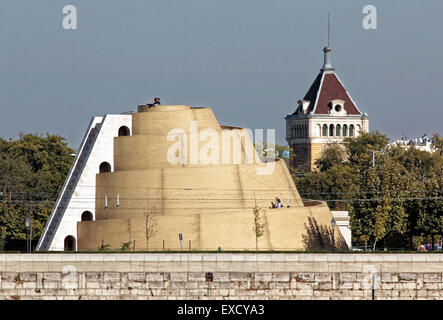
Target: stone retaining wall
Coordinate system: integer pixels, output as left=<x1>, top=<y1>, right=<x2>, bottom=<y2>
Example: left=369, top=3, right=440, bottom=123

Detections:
left=1, top=253, right=443, bottom=300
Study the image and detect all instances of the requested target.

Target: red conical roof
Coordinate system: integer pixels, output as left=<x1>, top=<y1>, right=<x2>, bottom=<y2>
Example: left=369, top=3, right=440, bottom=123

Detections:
left=303, top=71, right=361, bottom=115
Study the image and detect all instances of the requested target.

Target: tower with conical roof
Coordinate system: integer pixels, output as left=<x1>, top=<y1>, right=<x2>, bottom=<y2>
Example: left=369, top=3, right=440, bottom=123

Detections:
left=285, top=29, right=370, bottom=173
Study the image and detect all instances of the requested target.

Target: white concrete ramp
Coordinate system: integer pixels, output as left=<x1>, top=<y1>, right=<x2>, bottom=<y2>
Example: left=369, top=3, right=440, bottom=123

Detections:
left=36, top=114, right=132, bottom=251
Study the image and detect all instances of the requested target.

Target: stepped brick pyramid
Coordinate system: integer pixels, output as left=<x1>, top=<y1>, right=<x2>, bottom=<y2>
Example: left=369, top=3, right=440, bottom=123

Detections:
left=77, top=105, right=346, bottom=251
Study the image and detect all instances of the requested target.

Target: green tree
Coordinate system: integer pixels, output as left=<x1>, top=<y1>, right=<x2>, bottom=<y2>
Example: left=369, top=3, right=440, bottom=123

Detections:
left=344, top=131, right=389, bottom=167
left=296, top=164, right=359, bottom=211
left=0, top=134, right=74, bottom=242
left=294, top=130, right=442, bottom=251
left=314, top=143, right=346, bottom=172
left=252, top=201, right=265, bottom=251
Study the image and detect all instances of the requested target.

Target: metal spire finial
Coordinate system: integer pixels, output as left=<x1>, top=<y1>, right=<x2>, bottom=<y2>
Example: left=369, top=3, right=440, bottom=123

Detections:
left=328, top=13, right=330, bottom=47
left=322, top=13, right=334, bottom=71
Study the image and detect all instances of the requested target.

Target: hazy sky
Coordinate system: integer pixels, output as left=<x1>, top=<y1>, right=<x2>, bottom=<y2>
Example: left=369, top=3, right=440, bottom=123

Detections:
left=1, top=0, right=442, bottom=148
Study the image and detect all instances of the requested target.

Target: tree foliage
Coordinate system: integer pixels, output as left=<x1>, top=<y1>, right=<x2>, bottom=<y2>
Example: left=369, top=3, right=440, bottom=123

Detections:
left=0, top=134, right=74, bottom=241
left=252, top=200, right=265, bottom=251
left=295, top=131, right=443, bottom=250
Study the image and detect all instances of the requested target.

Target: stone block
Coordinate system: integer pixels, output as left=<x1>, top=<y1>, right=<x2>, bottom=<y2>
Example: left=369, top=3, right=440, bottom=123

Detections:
left=128, top=273, right=146, bottom=282
left=188, top=254, right=203, bottom=262
left=147, top=281, right=165, bottom=289
left=218, top=289, right=229, bottom=296
left=1, top=281, right=16, bottom=290
left=19, top=273, right=37, bottom=282
left=341, top=255, right=356, bottom=262
left=104, top=272, right=120, bottom=282
left=212, top=273, right=229, bottom=282
left=188, top=289, right=208, bottom=296
left=170, top=282, right=185, bottom=289
left=339, top=282, right=353, bottom=290
left=141, top=262, right=158, bottom=272
left=257, top=262, right=284, bottom=272
left=43, top=273, right=61, bottom=281
left=368, top=255, right=383, bottom=262
left=285, top=254, right=300, bottom=262
left=318, top=282, right=332, bottom=290
left=397, top=255, right=412, bottom=262
left=382, top=255, right=398, bottom=262
left=399, top=282, right=417, bottom=290
left=274, top=282, right=290, bottom=289
left=313, top=263, right=329, bottom=272
left=299, top=255, right=314, bottom=262
left=256, top=254, right=272, bottom=262
left=129, top=254, right=145, bottom=262
left=427, top=290, right=442, bottom=297
left=326, top=254, right=342, bottom=262
left=315, top=273, right=332, bottom=282
left=1, top=273, right=18, bottom=281
left=272, top=273, right=289, bottom=282
left=399, top=289, right=416, bottom=297
left=423, top=282, right=438, bottom=289
left=425, top=255, right=440, bottom=262
left=201, top=254, right=217, bottom=262
left=22, top=281, right=37, bottom=289
left=339, top=273, right=356, bottom=282
left=233, top=261, right=257, bottom=272
left=231, top=255, right=246, bottom=262
left=184, top=282, right=199, bottom=289
left=169, top=273, right=186, bottom=282
left=244, top=254, right=257, bottom=262
left=381, top=273, right=397, bottom=282
left=284, top=262, right=300, bottom=273
left=411, top=255, right=426, bottom=262
left=188, top=263, right=203, bottom=272
left=188, top=273, right=206, bottom=282
left=254, top=273, right=272, bottom=282
left=146, top=273, right=164, bottom=282
left=398, top=273, right=416, bottom=282
left=85, top=273, right=100, bottom=281
left=423, top=273, right=441, bottom=282
left=43, top=281, right=58, bottom=289
left=298, top=262, right=315, bottom=272
left=292, top=288, right=313, bottom=296
left=380, top=282, right=396, bottom=290
left=313, top=255, right=328, bottom=262
left=293, top=273, right=315, bottom=282
left=158, top=255, right=173, bottom=262
left=230, top=272, right=250, bottom=281
left=271, top=254, right=286, bottom=262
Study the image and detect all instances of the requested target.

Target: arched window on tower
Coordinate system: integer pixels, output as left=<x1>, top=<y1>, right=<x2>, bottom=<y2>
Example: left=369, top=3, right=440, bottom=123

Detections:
left=329, top=124, right=334, bottom=137
left=64, top=235, right=76, bottom=251
left=336, top=124, right=341, bottom=137
left=322, top=124, right=328, bottom=137
left=99, top=162, right=111, bottom=173
left=349, top=125, right=355, bottom=137
left=81, top=211, right=93, bottom=221
left=343, top=124, right=348, bottom=137
left=317, top=124, right=321, bottom=137
left=118, top=126, right=130, bottom=137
